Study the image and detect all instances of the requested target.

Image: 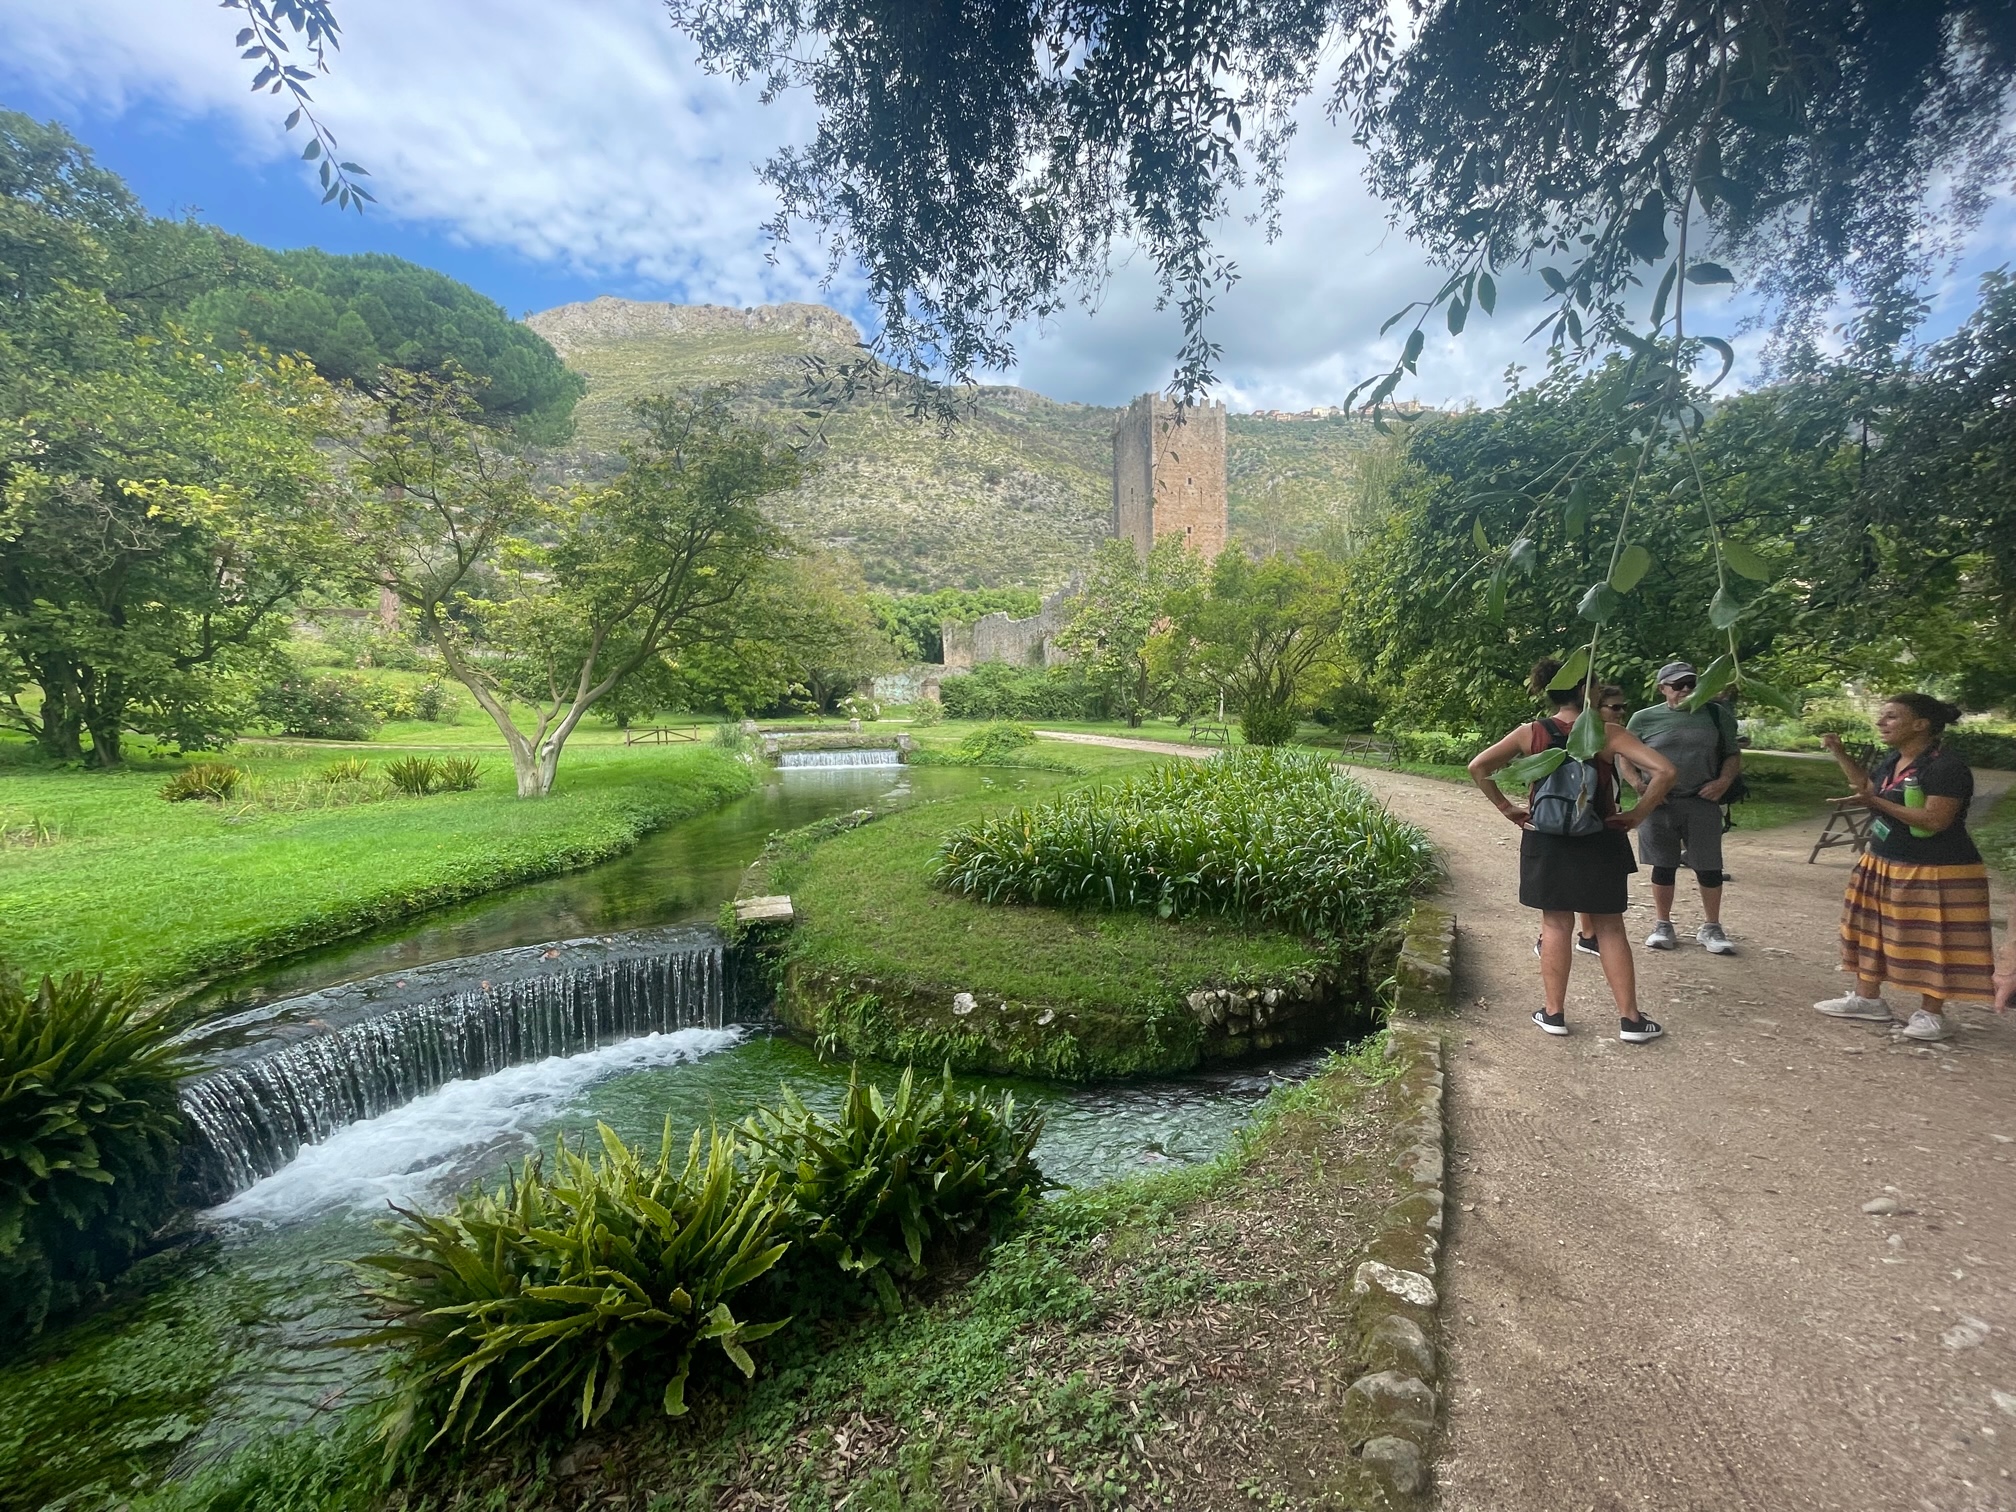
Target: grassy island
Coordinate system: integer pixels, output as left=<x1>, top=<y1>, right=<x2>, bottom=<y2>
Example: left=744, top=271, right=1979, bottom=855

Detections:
left=749, top=749, right=1435, bottom=1079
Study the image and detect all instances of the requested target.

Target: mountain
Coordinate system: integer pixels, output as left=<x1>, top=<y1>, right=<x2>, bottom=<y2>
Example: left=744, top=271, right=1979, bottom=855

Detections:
left=526, top=296, right=1379, bottom=591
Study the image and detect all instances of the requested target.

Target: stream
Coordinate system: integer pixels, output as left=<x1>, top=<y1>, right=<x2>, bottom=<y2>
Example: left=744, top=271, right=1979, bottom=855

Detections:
left=0, top=761, right=1326, bottom=1512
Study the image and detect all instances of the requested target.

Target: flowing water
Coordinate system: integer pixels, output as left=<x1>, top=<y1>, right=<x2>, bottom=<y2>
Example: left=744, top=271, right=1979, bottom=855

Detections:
left=775, top=748, right=904, bottom=768
left=0, top=763, right=1325, bottom=1510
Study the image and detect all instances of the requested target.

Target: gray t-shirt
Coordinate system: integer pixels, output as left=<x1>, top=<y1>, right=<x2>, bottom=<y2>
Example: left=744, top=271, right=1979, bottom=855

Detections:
left=1627, top=702, right=1729, bottom=795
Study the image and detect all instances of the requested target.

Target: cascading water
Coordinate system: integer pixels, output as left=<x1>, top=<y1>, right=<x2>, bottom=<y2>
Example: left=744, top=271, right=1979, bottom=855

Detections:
left=174, top=926, right=745, bottom=1203
left=777, top=748, right=904, bottom=768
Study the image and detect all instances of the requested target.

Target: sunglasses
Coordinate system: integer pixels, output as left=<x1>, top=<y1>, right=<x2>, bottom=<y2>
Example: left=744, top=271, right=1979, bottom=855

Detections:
left=1601, top=702, right=1627, bottom=711
left=1666, top=679, right=1698, bottom=690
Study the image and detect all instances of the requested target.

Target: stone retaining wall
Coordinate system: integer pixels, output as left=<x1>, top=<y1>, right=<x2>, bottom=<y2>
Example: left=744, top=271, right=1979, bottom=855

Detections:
left=1341, top=899, right=1454, bottom=1505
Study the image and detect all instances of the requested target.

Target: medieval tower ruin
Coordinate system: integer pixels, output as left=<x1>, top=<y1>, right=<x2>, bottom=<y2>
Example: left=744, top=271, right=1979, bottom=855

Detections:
left=1111, top=393, right=1228, bottom=562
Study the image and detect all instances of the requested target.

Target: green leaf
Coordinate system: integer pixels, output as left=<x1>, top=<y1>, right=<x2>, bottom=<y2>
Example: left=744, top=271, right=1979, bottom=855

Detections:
left=1485, top=562, right=1508, bottom=621
left=1650, top=261, right=1680, bottom=329
left=1471, top=516, right=1489, bottom=552
left=1721, top=539, right=1772, bottom=582
left=1683, top=655, right=1736, bottom=709
left=1547, top=646, right=1591, bottom=691
left=1609, top=544, right=1653, bottom=593
left=1566, top=703, right=1605, bottom=760
left=1578, top=582, right=1621, bottom=622
left=1562, top=480, right=1593, bottom=539
left=1401, top=328, right=1425, bottom=373
left=1540, top=266, right=1568, bottom=294
left=1700, top=337, right=1736, bottom=390
left=1478, top=270, right=1497, bottom=315
left=301, top=138, right=322, bottom=161
left=1508, top=537, right=1538, bottom=576
left=1740, top=677, right=1801, bottom=717
left=1620, top=191, right=1669, bottom=263
left=1503, top=747, right=1569, bottom=784
left=1708, top=585, right=1747, bottom=629
left=1447, top=297, right=1468, bottom=335
left=1685, top=261, right=1735, bottom=285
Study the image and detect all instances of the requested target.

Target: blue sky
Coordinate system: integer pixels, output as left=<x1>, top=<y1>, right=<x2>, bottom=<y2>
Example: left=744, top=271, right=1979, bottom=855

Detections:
left=4, top=1, right=2012, bottom=410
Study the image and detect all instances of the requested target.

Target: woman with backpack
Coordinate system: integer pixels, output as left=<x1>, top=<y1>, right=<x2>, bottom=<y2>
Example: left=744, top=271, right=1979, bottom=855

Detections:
left=1816, top=693, right=1997, bottom=1041
left=1468, top=660, right=1677, bottom=1041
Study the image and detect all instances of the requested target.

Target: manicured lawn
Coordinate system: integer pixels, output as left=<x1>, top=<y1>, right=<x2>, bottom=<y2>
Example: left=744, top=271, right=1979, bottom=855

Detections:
left=0, top=741, right=757, bottom=995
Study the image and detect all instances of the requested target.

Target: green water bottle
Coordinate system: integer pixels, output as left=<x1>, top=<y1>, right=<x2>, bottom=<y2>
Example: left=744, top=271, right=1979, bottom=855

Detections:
left=1903, top=775, right=1934, bottom=838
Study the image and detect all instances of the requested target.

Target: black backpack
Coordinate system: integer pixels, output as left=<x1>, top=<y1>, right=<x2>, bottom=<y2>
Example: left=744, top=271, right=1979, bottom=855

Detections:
left=1526, top=719, right=1607, bottom=838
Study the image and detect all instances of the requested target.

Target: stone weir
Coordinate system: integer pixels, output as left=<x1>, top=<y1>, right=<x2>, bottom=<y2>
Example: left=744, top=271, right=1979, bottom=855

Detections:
left=174, top=926, right=758, bottom=1205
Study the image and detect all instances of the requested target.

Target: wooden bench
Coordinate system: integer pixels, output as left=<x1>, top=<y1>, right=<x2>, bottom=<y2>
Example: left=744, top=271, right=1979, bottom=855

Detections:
left=1188, top=722, right=1231, bottom=746
left=1808, top=796, right=1875, bottom=863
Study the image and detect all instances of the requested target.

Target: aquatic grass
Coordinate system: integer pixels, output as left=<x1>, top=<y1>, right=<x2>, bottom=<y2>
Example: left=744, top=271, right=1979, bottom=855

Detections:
left=933, top=748, right=1434, bottom=940
left=0, top=973, right=188, bottom=1339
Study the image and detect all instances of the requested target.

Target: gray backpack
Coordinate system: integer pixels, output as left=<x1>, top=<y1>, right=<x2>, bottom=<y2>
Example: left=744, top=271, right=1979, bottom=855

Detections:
left=1526, top=720, right=1606, bottom=838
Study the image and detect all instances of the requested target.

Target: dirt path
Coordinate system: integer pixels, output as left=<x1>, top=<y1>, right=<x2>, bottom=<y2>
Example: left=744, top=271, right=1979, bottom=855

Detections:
left=1036, top=732, right=2016, bottom=1510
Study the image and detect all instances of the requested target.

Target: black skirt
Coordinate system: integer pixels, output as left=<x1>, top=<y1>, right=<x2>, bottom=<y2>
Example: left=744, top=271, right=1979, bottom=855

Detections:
left=1519, top=827, right=1637, bottom=915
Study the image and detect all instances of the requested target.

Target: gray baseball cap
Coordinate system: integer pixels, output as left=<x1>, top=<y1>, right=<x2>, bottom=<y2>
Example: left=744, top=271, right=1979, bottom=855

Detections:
left=1656, top=660, right=1698, bottom=685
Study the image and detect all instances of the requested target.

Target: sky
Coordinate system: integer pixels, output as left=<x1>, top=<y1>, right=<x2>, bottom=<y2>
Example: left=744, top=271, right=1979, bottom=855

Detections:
left=4, top=0, right=2014, bottom=412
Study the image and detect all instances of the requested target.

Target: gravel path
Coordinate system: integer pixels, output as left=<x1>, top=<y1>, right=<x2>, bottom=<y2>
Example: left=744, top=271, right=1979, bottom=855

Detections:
left=1036, top=732, right=2016, bottom=1510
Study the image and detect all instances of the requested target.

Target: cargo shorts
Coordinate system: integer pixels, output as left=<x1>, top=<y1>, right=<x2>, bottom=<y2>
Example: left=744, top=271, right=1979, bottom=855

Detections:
left=1638, top=794, right=1725, bottom=874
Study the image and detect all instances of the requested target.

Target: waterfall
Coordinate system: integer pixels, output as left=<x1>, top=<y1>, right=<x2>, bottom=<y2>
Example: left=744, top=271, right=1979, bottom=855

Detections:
left=176, top=927, right=744, bottom=1204
left=777, top=748, right=903, bottom=768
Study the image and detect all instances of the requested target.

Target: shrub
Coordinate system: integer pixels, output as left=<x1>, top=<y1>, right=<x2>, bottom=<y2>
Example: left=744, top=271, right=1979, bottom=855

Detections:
left=321, top=621, right=427, bottom=671
left=383, top=756, right=443, bottom=797
left=1385, top=728, right=1485, bottom=767
left=257, top=671, right=380, bottom=741
left=1801, top=697, right=1875, bottom=740
left=0, top=974, right=188, bottom=1339
left=410, top=677, right=455, bottom=723
left=956, top=720, right=1036, bottom=762
left=1238, top=700, right=1299, bottom=747
left=838, top=694, right=880, bottom=722
left=160, top=762, right=245, bottom=802
left=434, top=756, right=482, bottom=792
left=1945, top=723, right=2016, bottom=771
left=939, top=663, right=1099, bottom=721
left=743, top=1068, right=1047, bottom=1308
left=934, top=747, right=1435, bottom=940
left=317, top=757, right=373, bottom=785
left=907, top=697, right=944, bottom=727
left=358, top=1126, right=790, bottom=1458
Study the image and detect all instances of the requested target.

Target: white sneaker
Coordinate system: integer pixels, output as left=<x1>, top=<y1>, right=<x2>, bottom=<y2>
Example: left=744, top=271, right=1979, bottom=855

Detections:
left=1900, top=1010, right=1955, bottom=1042
left=1697, top=922, right=1736, bottom=956
left=1814, top=993, right=1892, bottom=1021
left=1646, top=921, right=1678, bottom=950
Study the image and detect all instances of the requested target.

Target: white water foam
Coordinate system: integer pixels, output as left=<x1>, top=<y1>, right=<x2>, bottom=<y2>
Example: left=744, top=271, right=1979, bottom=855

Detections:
left=209, top=1026, right=746, bottom=1225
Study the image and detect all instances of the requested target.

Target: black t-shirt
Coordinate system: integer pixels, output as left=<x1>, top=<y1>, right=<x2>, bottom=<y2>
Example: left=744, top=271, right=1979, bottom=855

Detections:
left=1865, top=747, right=1982, bottom=865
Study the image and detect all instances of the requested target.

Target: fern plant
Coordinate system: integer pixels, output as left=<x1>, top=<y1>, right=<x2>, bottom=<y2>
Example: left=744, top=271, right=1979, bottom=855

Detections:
left=357, top=1124, right=790, bottom=1458
left=0, top=973, right=188, bottom=1339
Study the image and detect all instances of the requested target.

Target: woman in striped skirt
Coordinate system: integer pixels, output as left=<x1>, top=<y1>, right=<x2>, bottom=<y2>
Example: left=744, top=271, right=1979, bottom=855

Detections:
left=1815, top=694, right=1996, bottom=1041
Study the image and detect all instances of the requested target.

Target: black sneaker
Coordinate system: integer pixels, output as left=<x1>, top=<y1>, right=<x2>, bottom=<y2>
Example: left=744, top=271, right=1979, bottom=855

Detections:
left=1619, top=1015, right=1664, bottom=1044
left=1574, top=933, right=1602, bottom=957
left=1532, top=1009, right=1568, bottom=1036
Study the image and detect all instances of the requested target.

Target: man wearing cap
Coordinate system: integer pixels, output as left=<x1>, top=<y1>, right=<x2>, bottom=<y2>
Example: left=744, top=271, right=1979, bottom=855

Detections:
left=1626, top=660, right=1742, bottom=955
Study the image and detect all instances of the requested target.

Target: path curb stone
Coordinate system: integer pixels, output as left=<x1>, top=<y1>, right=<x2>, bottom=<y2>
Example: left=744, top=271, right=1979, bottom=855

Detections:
left=1341, top=896, right=1455, bottom=1507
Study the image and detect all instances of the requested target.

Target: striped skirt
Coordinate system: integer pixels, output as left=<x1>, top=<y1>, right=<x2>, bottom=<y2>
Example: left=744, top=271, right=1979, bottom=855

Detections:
left=1839, top=853, right=1996, bottom=1002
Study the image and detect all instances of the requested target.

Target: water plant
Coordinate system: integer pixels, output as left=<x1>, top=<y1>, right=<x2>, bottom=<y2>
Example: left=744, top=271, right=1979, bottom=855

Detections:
left=383, top=755, right=443, bottom=796
left=0, top=973, right=188, bottom=1339
left=158, top=763, right=245, bottom=802
left=934, top=747, right=1434, bottom=939
left=357, top=1124, right=790, bottom=1457
left=743, top=1067, right=1047, bottom=1306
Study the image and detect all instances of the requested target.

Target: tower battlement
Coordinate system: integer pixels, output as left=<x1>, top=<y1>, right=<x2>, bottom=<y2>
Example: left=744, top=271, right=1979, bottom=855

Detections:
left=1111, top=394, right=1228, bottom=562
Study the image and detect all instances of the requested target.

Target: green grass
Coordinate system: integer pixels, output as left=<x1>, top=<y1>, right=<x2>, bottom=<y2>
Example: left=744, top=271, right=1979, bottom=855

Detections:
left=1977, top=788, right=2016, bottom=880
left=0, top=742, right=757, bottom=995
left=765, top=756, right=1349, bottom=1078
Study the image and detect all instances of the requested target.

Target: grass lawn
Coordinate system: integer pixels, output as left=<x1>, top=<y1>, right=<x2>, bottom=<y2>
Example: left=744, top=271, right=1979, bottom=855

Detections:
left=758, top=752, right=1373, bottom=1078
left=0, top=741, right=757, bottom=996
left=1978, top=787, right=2016, bottom=880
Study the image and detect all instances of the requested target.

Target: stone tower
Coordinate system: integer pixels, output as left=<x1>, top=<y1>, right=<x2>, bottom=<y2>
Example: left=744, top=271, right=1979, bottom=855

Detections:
left=1111, top=393, right=1228, bottom=562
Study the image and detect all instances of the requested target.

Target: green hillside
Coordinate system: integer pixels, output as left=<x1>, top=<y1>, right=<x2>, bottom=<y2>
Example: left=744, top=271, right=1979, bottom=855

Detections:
left=527, top=297, right=1377, bottom=590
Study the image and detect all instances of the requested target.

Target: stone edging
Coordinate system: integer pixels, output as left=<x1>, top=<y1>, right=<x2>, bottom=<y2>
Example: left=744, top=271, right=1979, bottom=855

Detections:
left=1341, top=899, right=1455, bottom=1505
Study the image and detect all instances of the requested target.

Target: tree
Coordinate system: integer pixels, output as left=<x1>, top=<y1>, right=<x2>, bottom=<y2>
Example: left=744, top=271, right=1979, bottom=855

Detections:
left=1, top=113, right=340, bottom=764
left=867, top=587, right=1042, bottom=663
left=186, top=249, right=585, bottom=443
left=1054, top=537, right=1203, bottom=726
left=1167, top=550, right=1344, bottom=746
left=346, top=377, right=801, bottom=795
